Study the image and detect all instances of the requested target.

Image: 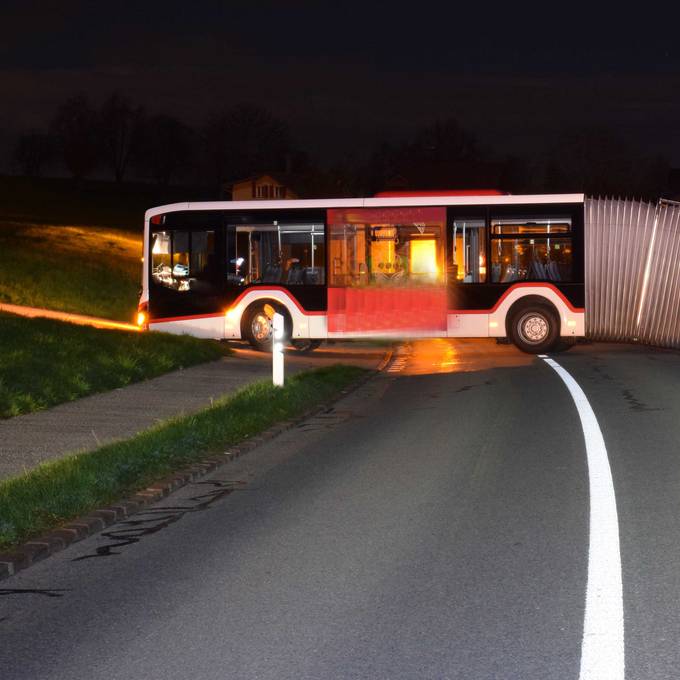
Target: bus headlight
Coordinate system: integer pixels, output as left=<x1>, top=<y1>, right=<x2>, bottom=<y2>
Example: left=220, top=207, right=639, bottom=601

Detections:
left=225, top=308, right=238, bottom=332
left=136, top=302, right=148, bottom=329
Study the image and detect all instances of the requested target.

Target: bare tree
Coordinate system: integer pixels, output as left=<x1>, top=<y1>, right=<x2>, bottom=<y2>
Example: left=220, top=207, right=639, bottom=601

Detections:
left=365, top=118, right=481, bottom=192
left=410, top=119, right=478, bottom=164
left=134, top=114, right=194, bottom=185
left=49, top=95, right=100, bottom=180
left=11, top=132, right=53, bottom=177
left=100, top=93, right=144, bottom=183
left=543, top=126, right=669, bottom=199
left=202, top=104, right=291, bottom=188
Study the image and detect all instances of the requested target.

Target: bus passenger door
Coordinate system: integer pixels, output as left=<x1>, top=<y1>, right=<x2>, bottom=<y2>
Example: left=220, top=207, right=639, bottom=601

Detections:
left=149, top=221, right=227, bottom=338
left=448, top=214, right=489, bottom=337
left=327, top=207, right=448, bottom=336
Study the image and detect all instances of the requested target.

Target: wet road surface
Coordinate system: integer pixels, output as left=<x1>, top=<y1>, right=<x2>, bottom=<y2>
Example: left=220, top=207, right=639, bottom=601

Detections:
left=2, top=339, right=680, bottom=679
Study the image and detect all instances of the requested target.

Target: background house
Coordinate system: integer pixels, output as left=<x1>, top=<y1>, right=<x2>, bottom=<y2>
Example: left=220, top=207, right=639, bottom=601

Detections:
left=231, top=173, right=299, bottom=200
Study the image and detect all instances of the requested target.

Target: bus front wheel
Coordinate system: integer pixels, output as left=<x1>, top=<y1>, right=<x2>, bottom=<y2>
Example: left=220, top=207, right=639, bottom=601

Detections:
left=509, top=304, right=559, bottom=354
left=243, top=302, right=289, bottom=352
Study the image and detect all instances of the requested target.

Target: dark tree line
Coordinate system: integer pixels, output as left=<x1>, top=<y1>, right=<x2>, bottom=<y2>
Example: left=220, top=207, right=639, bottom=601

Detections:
left=361, top=121, right=669, bottom=200
left=10, top=93, right=671, bottom=200
left=10, top=94, right=298, bottom=191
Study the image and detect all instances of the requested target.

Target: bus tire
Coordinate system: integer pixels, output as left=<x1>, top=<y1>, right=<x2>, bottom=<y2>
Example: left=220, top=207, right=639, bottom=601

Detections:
left=242, top=301, right=291, bottom=352
left=508, top=302, right=559, bottom=354
left=290, top=339, right=322, bottom=353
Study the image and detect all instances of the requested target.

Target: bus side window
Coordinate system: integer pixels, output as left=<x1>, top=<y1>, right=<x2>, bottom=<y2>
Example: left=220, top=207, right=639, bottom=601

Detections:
left=151, top=231, right=172, bottom=286
left=188, top=230, right=216, bottom=293
left=228, top=223, right=325, bottom=286
left=280, top=225, right=325, bottom=285
left=489, top=215, right=572, bottom=283
left=190, top=231, right=216, bottom=277
left=151, top=229, right=215, bottom=292
left=228, top=228, right=249, bottom=285
left=452, top=219, right=487, bottom=283
left=172, top=231, right=190, bottom=284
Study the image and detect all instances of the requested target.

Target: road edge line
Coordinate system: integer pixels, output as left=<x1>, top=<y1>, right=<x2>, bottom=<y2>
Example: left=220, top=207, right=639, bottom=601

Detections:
left=539, top=355, right=624, bottom=680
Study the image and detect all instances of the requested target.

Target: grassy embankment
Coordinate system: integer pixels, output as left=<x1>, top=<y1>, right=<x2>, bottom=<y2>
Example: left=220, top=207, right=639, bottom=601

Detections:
left=0, top=221, right=142, bottom=321
left=0, top=313, right=230, bottom=418
left=0, top=365, right=367, bottom=550
left=0, top=175, right=161, bottom=321
left=0, top=176, right=233, bottom=419
left=0, top=174, right=211, bottom=322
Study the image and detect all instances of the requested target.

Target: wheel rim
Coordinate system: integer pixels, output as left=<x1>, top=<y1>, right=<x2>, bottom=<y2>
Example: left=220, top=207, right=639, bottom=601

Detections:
left=251, top=312, right=272, bottom=342
left=517, top=312, right=549, bottom=344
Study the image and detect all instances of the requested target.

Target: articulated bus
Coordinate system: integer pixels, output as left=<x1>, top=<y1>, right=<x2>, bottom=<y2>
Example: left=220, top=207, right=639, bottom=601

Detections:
left=138, top=191, right=585, bottom=353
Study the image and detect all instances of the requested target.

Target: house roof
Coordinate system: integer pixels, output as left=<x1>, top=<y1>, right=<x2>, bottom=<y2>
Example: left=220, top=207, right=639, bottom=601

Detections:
left=232, top=172, right=299, bottom=190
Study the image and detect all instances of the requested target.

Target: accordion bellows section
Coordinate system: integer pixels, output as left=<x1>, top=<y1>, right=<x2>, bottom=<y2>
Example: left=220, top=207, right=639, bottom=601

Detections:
left=585, top=197, right=680, bottom=348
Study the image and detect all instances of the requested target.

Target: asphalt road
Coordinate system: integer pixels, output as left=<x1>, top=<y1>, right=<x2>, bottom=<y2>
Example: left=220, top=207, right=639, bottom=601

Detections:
left=2, top=338, right=680, bottom=679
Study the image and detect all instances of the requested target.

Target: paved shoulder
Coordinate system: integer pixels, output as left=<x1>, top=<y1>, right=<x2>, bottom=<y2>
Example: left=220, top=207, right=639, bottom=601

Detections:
left=0, top=343, right=386, bottom=480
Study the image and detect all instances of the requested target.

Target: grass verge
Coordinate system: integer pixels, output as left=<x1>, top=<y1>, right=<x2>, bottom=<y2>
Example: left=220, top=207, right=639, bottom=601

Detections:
left=0, top=365, right=367, bottom=550
left=0, top=313, right=230, bottom=418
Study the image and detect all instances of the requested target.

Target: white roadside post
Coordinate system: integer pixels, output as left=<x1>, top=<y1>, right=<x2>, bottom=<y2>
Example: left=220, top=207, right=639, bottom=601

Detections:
left=272, top=312, right=285, bottom=387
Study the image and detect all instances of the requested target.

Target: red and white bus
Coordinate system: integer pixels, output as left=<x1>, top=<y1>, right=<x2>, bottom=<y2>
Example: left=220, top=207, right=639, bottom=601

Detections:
left=138, top=191, right=584, bottom=353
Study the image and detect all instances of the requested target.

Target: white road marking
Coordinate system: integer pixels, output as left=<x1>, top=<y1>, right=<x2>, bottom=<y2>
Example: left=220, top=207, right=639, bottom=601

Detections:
left=386, top=346, right=411, bottom=373
left=540, top=356, right=624, bottom=680
left=387, top=361, right=406, bottom=373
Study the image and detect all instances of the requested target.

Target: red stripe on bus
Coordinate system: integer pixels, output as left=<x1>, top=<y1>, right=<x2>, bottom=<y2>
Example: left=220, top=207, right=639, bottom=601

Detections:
left=149, top=312, right=226, bottom=324
left=149, top=284, right=584, bottom=324
left=149, top=288, right=326, bottom=324
left=224, top=287, right=326, bottom=315
left=448, top=283, right=585, bottom=314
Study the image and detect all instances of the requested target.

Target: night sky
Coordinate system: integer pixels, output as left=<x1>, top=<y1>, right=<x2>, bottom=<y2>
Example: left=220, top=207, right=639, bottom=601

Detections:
left=3, top=1, right=680, bottom=168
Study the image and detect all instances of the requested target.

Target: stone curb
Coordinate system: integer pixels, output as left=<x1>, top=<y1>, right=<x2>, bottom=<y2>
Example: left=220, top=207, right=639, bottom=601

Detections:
left=0, top=360, right=388, bottom=582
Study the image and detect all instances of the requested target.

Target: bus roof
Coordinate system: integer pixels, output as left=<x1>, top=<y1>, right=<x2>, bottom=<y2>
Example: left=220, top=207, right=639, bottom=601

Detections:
left=374, top=190, right=506, bottom=197
left=145, top=193, right=585, bottom=221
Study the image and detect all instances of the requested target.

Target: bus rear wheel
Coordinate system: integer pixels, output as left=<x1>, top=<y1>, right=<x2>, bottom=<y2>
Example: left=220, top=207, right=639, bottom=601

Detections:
left=509, top=304, right=559, bottom=354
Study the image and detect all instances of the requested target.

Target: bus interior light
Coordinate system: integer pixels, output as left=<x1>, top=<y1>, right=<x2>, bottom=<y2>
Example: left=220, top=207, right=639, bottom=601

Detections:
left=410, top=239, right=438, bottom=276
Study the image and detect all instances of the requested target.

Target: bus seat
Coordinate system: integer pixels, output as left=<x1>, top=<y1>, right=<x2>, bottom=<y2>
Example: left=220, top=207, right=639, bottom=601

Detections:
left=547, top=260, right=561, bottom=281
left=303, top=267, right=321, bottom=284
left=262, top=265, right=282, bottom=283
left=287, top=265, right=304, bottom=284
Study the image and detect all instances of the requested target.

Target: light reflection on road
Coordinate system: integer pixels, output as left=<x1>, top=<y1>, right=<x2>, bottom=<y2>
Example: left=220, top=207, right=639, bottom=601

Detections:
left=397, top=338, right=535, bottom=375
